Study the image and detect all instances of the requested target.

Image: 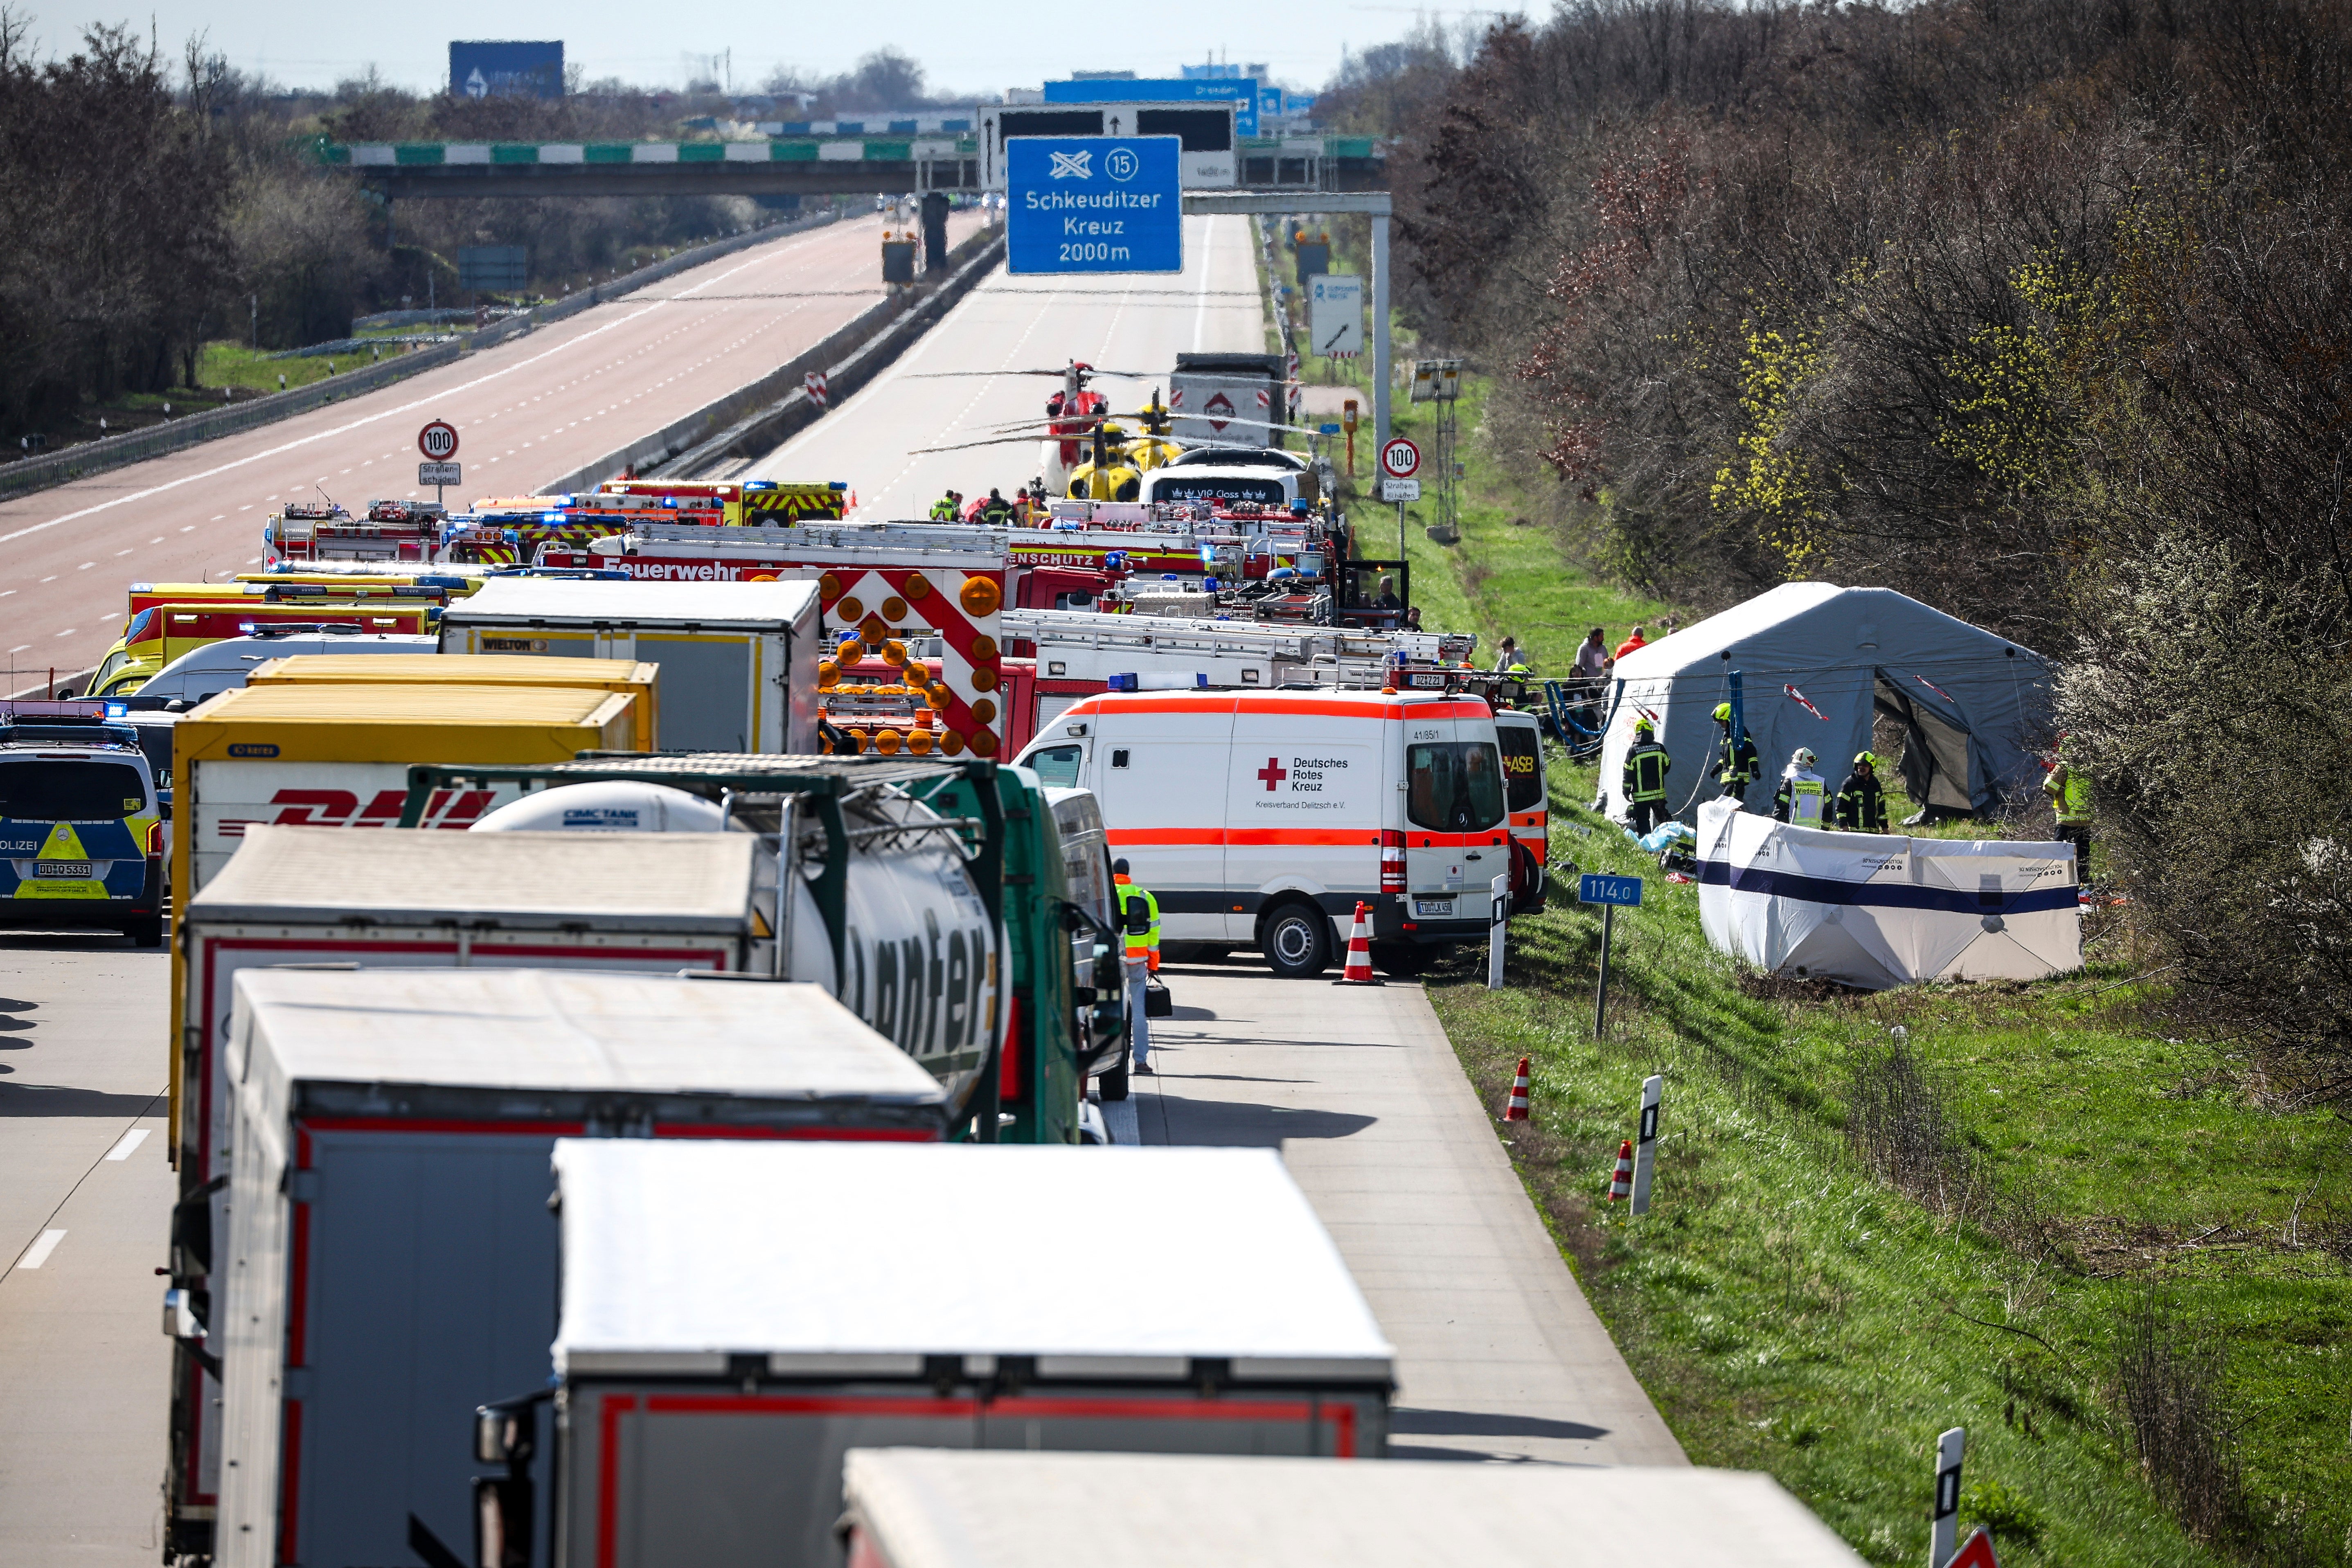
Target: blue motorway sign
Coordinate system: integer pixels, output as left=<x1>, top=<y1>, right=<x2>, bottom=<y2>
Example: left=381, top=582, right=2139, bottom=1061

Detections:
left=1006, top=137, right=1183, bottom=276
left=1043, top=77, right=1258, bottom=135
left=1579, top=873, right=1645, bottom=907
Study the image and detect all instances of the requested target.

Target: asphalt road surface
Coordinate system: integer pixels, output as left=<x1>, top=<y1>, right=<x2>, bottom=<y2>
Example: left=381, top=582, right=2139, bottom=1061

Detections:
left=0, top=933, right=173, bottom=1561
left=749, top=213, right=1268, bottom=516
left=0, top=209, right=982, bottom=698
left=1131, top=959, right=1687, bottom=1466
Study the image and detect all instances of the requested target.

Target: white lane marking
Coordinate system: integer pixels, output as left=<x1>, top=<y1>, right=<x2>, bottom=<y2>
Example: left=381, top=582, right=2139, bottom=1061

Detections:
left=0, top=238, right=816, bottom=546
left=17, top=1230, right=65, bottom=1269
left=106, top=1128, right=149, bottom=1161
left=8, top=644, right=29, bottom=653
left=54, top=627, right=77, bottom=636
left=77, top=561, right=93, bottom=569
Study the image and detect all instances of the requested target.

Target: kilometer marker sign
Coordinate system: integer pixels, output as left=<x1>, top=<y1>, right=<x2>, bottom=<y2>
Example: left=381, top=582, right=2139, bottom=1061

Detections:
left=417, top=420, right=459, bottom=460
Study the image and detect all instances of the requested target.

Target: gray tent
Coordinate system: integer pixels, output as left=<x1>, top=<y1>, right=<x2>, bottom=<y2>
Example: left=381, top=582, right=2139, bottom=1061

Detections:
left=1596, top=584, right=2055, bottom=825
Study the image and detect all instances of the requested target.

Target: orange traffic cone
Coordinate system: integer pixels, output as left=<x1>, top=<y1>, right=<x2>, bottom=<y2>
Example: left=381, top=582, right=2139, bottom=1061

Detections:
left=1605, top=1140, right=1634, bottom=1202
left=1334, top=901, right=1381, bottom=986
left=1501, top=1056, right=1531, bottom=1121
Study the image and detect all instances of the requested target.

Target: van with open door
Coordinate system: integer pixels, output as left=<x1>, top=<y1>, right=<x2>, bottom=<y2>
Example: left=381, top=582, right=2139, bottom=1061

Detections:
left=1017, top=689, right=1513, bottom=978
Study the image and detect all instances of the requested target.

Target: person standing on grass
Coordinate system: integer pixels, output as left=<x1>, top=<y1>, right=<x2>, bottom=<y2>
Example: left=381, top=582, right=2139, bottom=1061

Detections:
left=2043, top=739, right=2094, bottom=887
left=1712, top=702, right=1761, bottom=805
left=1574, top=627, right=1610, bottom=680
left=1773, top=747, right=1827, bottom=825
left=1614, top=624, right=1649, bottom=660
left=1623, top=718, right=1672, bottom=835
left=1835, top=751, right=1890, bottom=834
left=1493, top=635, right=1520, bottom=672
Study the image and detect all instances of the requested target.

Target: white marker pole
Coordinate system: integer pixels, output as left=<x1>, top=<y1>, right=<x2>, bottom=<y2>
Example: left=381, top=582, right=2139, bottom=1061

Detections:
left=1930, top=1426, right=1966, bottom=1567
left=1630, top=1074, right=1663, bottom=1215
left=1487, top=872, right=1509, bottom=989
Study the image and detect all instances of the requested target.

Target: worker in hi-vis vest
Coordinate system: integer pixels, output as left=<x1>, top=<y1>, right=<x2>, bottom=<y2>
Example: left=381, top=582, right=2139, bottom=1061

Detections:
left=1712, top=702, right=1761, bottom=804
left=1112, top=858, right=1160, bottom=1075
left=2043, top=739, right=2094, bottom=886
left=1773, top=747, right=1827, bottom=826
left=1622, top=717, right=1672, bottom=835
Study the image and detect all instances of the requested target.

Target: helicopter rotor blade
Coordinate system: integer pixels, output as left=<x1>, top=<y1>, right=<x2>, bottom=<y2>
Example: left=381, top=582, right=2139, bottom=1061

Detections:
left=901, top=367, right=1156, bottom=381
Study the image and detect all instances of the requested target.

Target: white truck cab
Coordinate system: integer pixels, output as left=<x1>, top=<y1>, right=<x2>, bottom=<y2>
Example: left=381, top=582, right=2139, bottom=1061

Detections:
left=1017, top=688, right=1511, bottom=977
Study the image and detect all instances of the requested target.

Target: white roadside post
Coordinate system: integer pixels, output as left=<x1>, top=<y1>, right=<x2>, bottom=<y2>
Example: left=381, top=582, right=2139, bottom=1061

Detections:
left=1931, top=1426, right=1967, bottom=1567
left=1487, top=872, right=1508, bottom=989
left=1630, top=1073, right=1663, bottom=1216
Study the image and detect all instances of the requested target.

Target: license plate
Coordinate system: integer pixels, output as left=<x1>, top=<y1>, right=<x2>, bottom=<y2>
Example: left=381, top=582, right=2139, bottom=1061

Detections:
left=1414, top=898, right=1456, bottom=917
left=33, top=860, right=94, bottom=879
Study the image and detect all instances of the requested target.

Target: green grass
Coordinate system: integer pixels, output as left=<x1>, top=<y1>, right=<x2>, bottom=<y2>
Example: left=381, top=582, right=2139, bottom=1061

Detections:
left=1405, top=372, right=2352, bottom=1566
left=196, top=339, right=417, bottom=395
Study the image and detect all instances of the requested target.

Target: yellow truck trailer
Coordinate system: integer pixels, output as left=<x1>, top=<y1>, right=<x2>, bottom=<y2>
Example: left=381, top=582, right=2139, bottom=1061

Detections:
left=243, top=654, right=662, bottom=751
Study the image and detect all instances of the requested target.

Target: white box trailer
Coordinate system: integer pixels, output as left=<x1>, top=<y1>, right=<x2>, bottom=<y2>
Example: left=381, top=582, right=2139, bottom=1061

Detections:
left=538, top=1140, right=1395, bottom=1568
left=839, top=1450, right=1873, bottom=1568
left=169, top=824, right=769, bottom=1548
left=438, top=578, right=821, bottom=753
left=207, top=968, right=946, bottom=1568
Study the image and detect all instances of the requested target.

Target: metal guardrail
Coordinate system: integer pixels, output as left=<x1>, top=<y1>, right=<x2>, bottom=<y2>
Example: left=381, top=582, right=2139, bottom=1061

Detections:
left=0, top=207, right=842, bottom=507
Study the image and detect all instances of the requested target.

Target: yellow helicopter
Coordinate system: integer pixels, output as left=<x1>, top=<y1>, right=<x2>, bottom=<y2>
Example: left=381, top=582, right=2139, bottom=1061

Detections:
left=1066, top=391, right=1184, bottom=500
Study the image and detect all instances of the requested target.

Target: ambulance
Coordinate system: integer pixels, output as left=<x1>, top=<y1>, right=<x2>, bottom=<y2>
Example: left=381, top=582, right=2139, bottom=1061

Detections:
left=1014, top=688, right=1518, bottom=977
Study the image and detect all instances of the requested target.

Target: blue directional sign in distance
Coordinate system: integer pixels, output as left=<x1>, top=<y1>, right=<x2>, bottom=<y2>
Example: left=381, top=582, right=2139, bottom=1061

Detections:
left=1006, top=136, right=1183, bottom=276
left=1579, top=873, right=1645, bottom=907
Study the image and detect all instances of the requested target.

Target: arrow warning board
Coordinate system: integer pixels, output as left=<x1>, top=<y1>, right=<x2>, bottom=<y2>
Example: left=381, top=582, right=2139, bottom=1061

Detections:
left=1006, top=137, right=1182, bottom=275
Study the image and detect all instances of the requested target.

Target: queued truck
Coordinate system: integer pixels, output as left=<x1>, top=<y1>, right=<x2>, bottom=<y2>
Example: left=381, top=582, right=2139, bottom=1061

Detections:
left=835, top=1450, right=1873, bottom=1568
left=394, top=753, right=1125, bottom=1145
left=160, top=687, right=642, bottom=1560
left=529, top=1140, right=1395, bottom=1568
left=437, top=578, right=820, bottom=753
left=196, top=967, right=948, bottom=1568
left=244, top=653, right=663, bottom=751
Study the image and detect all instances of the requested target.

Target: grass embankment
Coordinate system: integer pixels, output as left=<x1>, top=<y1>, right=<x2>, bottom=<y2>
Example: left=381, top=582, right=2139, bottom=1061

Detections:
left=1400, top=378, right=2352, bottom=1566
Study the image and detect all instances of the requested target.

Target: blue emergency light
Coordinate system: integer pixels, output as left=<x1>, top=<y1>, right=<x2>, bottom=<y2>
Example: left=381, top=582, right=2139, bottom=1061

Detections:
left=103, top=702, right=127, bottom=717
left=1108, top=674, right=1139, bottom=692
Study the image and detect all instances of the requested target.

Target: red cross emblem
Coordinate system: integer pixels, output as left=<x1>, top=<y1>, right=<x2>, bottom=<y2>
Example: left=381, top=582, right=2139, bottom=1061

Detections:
left=1257, top=757, right=1288, bottom=792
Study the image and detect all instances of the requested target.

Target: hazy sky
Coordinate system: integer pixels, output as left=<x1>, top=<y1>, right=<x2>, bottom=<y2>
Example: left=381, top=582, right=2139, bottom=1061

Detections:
left=22, top=0, right=1502, bottom=98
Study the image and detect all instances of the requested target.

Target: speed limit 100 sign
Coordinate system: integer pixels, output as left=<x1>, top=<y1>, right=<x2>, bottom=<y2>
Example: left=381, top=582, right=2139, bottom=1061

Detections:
left=417, top=421, right=460, bottom=460
left=1379, top=436, right=1420, bottom=479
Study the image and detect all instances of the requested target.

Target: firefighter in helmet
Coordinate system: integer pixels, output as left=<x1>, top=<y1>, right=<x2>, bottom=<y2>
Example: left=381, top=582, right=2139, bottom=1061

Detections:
left=1835, top=751, right=1890, bottom=834
left=1623, top=717, right=1672, bottom=835
left=1712, top=701, right=1760, bottom=806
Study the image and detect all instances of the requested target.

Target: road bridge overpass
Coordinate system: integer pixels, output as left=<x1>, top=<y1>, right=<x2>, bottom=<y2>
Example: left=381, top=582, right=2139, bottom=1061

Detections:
left=318, top=134, right=1385, bottom=200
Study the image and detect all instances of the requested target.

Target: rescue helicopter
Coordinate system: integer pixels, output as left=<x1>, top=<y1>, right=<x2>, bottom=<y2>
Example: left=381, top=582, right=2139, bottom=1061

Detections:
left=906, top=360, right=1152, bottom=493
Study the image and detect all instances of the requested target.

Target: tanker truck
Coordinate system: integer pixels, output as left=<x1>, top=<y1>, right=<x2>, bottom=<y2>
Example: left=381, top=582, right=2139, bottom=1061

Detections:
left=401, top=753, right=1124, bottom=1146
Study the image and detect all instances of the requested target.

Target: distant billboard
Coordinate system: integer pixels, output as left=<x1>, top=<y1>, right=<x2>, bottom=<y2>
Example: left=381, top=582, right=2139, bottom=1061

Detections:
left=1043, top=77, right=1257, bottom=136
left=449, top=40, right=563, bottom=101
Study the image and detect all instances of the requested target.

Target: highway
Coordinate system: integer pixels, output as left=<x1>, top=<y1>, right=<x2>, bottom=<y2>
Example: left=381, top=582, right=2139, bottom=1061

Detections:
left=0, top=209, right=981, bottom=697
left=0, top=934, right=172, bottom=1561
left=1129, top=962, right=1686, bottom=1466
left=750, top=213, right=1268, bottom=514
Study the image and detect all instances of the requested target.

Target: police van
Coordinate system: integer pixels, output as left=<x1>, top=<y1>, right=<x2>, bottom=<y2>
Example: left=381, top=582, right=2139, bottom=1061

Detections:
left=0, top=708, right=165, bottom=945
left=1016, top=688, right=1518, bottom=977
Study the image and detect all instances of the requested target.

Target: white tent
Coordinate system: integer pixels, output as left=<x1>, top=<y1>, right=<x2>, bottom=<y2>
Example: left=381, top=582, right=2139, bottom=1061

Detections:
left=1696, top=800, right=2082, bottom=987
left=1596, top=584, right=2054, bottom=825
